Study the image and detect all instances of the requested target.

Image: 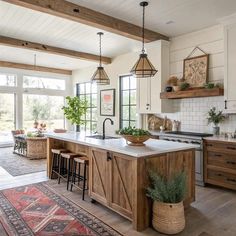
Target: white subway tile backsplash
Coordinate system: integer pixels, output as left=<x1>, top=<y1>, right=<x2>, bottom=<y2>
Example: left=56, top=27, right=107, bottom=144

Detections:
left=160, top=96, right=236, bottom=133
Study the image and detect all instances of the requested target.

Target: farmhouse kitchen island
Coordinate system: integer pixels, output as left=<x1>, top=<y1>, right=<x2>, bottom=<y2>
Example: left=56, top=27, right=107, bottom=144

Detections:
left=47, top=132, right=196, bottom=231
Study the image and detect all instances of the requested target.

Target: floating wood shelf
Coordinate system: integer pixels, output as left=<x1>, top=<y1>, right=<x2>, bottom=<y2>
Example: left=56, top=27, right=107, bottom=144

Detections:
left=160, top=88, right=224, bottom=99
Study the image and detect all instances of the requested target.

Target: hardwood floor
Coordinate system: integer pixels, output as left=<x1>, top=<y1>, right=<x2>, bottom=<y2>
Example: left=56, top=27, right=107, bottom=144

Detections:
left=0, top=166, right=236, bottom=236
left=46, top=180, right=236, bottom=236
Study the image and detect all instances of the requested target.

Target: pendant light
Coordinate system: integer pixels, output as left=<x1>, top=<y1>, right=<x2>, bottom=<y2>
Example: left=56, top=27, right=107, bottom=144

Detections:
left=130, top=1, right=158, bottom=78
left=91, top=32, right=110, bottom=85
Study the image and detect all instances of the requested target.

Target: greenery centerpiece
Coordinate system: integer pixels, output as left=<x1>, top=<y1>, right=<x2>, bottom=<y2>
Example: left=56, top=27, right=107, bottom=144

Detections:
left=62, top=96, right=88, bottom=128
left=207, top=107, right=226, bottom=135
left=116, top=126, right=150, bottom=146
left=147, top=170, right=187, bottom=234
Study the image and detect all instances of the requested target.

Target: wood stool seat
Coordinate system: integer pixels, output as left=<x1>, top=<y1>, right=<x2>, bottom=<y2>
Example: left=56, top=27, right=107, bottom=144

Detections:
left=71, top=156, right=89, bottom=200
left=58, top=152, right=85, bottom=190
left=74, top=156, right=89, bottom=165
left=51, top=148, right=68, bottom=154
left=60, top=153, right=82, bottom=159
left=50, top=149, right=68, bottom=179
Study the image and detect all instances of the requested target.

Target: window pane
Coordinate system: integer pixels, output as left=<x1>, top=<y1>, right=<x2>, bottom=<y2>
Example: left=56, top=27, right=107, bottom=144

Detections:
left=76, top=82, right=97, bottom=132
left=120, top=75, right=136, bottom=129
left=85, top=95, right=91, bottom=105
left=122, top=76, right=129, bottom=90
left=122, top=91, right=129, bottom=105
left=91, top=83, right=97, bottom=93
left=91, top=122, right=97, bottom=132
left=130, top=78, right=136, bottom=89
left=0, top=74, right=16, bottom=87
left=23, top=76, right=65, bottom=90
left=23, top=95, right=64, bottom=130
left=122, top=106, right=129, bottom=120
left=85, top=83, right=91, bottom=93
left=130, top=121, right=136, bottom=127
left=130, top=90, right=136, bottom=104
left=0, top=93, right=15, bottom=146
left=91, top=94, right=97, bottom=107
left=91, top=108, right=97, bottom=121
left=130, top=105, right=137, bottom=121
left=122, top=121, right=130, bottom=128
left=79, top=84, right=85, bottom=94
left=86, top=121, right=91, bottom=130
left=86, top=109, right=91, bottom=120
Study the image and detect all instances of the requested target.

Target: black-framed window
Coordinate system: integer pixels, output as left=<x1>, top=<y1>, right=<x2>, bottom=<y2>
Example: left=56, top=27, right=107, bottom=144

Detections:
left=76, top=82, right=97, bottom=132
left=119, top=75, right=137, bottom=128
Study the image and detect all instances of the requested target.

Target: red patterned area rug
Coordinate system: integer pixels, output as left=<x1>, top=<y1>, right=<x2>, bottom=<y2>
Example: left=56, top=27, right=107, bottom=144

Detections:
left=0, top=183, right=123, bottom=236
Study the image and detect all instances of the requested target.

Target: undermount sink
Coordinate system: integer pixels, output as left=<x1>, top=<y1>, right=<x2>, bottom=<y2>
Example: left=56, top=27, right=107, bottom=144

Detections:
left=86, top=135, right=120, bottom=140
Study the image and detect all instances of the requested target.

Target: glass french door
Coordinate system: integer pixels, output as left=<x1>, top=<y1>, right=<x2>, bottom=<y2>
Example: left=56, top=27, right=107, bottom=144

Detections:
left=0, top=93, right=15, bottom=147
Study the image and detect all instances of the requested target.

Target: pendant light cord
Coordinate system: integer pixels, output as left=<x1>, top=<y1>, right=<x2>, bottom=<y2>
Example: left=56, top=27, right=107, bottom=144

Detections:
left=142, top=3, right=145, bottom=54
left=99, top=33, right=102, bottom=67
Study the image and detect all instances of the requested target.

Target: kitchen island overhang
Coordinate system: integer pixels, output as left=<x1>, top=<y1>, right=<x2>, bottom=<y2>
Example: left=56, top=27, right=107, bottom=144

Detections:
left=46, top=132, right=196, bottom=231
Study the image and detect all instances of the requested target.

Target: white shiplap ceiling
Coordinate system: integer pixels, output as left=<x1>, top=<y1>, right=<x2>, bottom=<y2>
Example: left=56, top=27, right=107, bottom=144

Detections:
left=1, top=0, right=236, bottom=70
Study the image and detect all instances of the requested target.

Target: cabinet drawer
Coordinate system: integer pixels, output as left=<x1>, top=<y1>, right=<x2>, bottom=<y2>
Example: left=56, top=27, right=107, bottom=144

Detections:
left=205, top=141, right=236, bottom=154
left=207, top=151, right=236, bottom=170
left=207, top=169, right=236, bottom=190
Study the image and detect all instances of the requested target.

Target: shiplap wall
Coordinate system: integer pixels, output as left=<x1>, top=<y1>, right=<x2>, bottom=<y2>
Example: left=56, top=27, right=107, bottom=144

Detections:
left=159, top=25, right=236, bottom=133
left=170, top=25, right=224, bottom=83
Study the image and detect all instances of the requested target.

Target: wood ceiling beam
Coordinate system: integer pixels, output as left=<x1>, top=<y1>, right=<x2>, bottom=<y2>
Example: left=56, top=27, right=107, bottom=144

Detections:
left=0, top=35, right=111, bottom=64
left=2, top=0, right=169, bottom=42
left=0, top=61, right=72, bottom=75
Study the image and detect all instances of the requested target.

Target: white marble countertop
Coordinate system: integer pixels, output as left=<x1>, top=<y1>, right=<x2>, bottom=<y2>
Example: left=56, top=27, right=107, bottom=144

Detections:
left=204, top=136, right=236, bottom=143
left=46, top=132, right=196, bottom=158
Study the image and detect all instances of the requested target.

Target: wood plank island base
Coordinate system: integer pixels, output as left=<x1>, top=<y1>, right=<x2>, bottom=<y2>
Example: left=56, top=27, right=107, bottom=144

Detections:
left=46, top=132, right=196, bottom=231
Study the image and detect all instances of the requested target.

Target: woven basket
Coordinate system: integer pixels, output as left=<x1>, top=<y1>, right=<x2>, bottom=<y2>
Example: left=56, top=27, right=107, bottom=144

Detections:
left=152, top=201, right=185, bottom=235
left=26, top=137, right=47, bottom=159
left=121, top=135, right=150, bottom=146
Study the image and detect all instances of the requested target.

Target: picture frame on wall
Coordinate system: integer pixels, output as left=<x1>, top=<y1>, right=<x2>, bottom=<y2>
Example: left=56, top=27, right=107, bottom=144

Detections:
left=100, top=89, right=115, bottom=116
left=183, top=54, right=209, bottom=87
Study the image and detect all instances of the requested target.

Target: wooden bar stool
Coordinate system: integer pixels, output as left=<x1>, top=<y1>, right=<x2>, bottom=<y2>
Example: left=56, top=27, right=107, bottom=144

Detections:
left=50, top=149, right=68, bottom=179
left=58, top=152, right=83, bottom=190
left=70, top=156, right=89, bottom=200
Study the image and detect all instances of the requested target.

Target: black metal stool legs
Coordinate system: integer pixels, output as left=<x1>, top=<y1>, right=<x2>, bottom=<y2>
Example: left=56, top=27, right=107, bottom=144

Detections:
left=82, top=163, right=87, bottom=200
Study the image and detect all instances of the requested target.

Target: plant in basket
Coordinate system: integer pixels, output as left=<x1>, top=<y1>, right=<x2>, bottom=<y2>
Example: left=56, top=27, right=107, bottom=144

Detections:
left=147, top=170, right=187, bottom=235
left=116, top=126, right=150, bottom=146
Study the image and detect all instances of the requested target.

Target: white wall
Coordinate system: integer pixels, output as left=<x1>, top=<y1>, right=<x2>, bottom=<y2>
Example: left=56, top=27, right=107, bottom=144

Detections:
left=160, top=25, right=236, bottom=133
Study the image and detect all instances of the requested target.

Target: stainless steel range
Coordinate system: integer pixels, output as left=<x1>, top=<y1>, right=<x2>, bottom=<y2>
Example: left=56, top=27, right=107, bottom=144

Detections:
left=158, top=131, right=213, bottom=186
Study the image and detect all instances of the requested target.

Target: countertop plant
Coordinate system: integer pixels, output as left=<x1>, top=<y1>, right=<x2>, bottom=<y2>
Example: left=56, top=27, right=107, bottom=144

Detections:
left=116, top=126, right=150, bottom=136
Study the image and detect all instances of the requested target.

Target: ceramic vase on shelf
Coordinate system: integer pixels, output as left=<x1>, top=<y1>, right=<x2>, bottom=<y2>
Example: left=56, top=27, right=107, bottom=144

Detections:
left=213, top=125, right=220, bottom=135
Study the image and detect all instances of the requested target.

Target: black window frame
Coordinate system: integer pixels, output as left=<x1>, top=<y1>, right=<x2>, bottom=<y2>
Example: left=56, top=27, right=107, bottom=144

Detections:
left=119, top=74, right=137, bottom=129
left=76, top=82, right=97, bottom=132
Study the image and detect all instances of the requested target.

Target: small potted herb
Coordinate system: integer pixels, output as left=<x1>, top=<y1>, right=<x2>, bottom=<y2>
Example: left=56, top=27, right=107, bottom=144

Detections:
left=116, top=126, right=150, bottom=146
left=147, top=170, right=187, bottom=235
left=207, top=107, right=226, bottom=135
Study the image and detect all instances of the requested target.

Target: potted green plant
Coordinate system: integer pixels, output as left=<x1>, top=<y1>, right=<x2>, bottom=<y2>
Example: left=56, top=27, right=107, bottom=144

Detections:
left=116, top=126, right=150, bottom=146
left=207, top=107, right=225, bottom=135
left=62, top=96, right=88, bottom=127
left=147, top=170, right=187, bottom=235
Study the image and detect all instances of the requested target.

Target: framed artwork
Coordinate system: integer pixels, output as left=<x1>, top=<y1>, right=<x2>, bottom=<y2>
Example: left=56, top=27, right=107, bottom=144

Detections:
left=183, top=54, right=209, bottom=87
left=100, top=89, right=115, bottom=116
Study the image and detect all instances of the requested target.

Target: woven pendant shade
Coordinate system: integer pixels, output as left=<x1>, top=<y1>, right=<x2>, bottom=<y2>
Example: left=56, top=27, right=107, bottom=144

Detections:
left=91, top=66, right=110, bottom=85
left=130, top=53, right=158, bottom=78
